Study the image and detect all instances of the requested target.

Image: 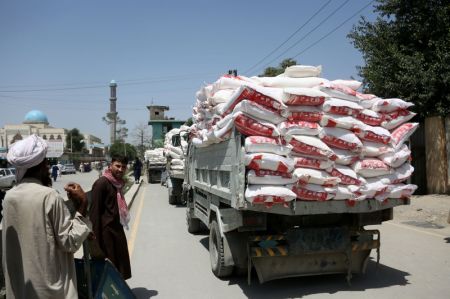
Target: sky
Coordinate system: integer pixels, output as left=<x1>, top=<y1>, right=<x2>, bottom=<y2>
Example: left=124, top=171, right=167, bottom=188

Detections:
left=0, top=0, right=378, bottom=145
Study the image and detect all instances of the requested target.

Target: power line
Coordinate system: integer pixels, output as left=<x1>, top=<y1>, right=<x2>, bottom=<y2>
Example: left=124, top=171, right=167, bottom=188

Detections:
left=242, top=0, right=333, bottom=75
left=291, top=0, right=375, bottom=59
left=254, top=0, right=352, bottom=75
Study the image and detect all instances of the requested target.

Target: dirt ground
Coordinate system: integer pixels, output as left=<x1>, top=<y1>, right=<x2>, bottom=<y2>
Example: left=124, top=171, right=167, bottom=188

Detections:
left=393, top=194, right=450, bottom=229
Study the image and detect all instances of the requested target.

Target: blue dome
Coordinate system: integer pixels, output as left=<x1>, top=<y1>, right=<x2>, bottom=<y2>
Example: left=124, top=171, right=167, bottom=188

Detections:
left=24, top=110, right=49, bottom=124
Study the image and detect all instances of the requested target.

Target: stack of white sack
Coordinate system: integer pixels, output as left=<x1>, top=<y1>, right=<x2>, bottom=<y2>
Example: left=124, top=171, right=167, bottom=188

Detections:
left=164, top=127, right=190, bottom=172
left=144, top=148, right=166, bottom=165
left=190, top=65, right=418, bottom=206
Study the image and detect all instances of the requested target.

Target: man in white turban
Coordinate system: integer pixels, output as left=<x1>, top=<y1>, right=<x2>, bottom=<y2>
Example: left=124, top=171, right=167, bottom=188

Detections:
left=2, top=134, right=92, bottom=299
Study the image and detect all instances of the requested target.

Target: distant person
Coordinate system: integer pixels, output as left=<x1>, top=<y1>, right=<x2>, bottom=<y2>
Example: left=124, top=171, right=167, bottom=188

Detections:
left=96, top=162, right=103, bottom=178
left=3, top=134, right=91, bottom=299
left=51, top=164, right=59, bottom=182
left=79, top=163, right=84, bottom=173
left=133, top=157, right=143, bottom=184
left=89, top=155, right=132, bottom=280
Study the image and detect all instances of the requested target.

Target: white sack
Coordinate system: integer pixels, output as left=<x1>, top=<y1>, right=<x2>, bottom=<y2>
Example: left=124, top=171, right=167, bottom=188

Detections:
left=372, top=98, right=414, bottom=113
left=379, top=144, right=411, bottom=168
left=293, top=155, right=334, bottom=170
left=278, top=120, right=322, bottom=137
left=286, top=135, right=337, bottom=161
left=318, top=127, right=363, bottom=152
left=245, top=184, right=297, bottom=204
left=247, top=169, right=297, bottom=185
left=251, top=76, right=329, bottom=88
left=283, top=65, right=322, bottom=78
left=290, top=183, right=336, bottom=201
left=327, top=165, right=364, bottom=185
left=244, top=136, right=292, bottom=156
left=353, top=158, right=392, bottom=178
left=233, top=100, right=285, bottom=124
left=234, top=112, right=280, bottom=137
left=281, top=105, right=323, bottom=122
left=322, top=98, right=363, bottom=116
left=390, top=123, right=419, bottom=150
left=283, top=87, right=329, bottom=106
left=293, top=168, right=340, bottom=186
left=245, top=152, right=295, bottom=173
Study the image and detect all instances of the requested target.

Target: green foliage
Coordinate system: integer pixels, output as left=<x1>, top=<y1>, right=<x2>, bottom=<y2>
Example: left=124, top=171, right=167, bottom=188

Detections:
left=348, top=0, right=450, bottom=118
left=109, top=141, right=137, bottom=161
left=185, top=117, right=193, bottom=126
left=152, top=139, right=164, bottom=148
left=65, top=128, right=85, bottom=152
left=260, top=58, right=297, bottom=77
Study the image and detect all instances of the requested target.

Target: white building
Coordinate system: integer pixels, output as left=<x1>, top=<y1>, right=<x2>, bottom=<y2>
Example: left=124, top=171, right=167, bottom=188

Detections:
left=0, top=110, right=104, bottom=157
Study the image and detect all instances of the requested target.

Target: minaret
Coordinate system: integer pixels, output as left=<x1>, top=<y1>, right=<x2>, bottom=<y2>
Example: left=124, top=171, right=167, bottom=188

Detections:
left=109, top=80, right=118, bottom=144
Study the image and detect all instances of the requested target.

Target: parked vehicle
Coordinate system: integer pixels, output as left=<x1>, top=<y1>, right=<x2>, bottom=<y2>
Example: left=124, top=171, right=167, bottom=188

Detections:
left=183, top=130, right=410, bottom=284
left=144, top=148, right=166, bottom=184
left=61, top=163, right=76, bottom=174
left=0, top=168, right=16, bottom=189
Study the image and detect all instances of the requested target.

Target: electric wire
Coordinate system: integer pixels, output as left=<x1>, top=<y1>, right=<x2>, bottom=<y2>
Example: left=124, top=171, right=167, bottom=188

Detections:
left=242, top=0, right=332, bottom=75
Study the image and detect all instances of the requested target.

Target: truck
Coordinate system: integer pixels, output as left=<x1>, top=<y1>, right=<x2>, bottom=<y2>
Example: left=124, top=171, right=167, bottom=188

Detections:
left=165, top=128, right=189, bottom=205
left=144, top=148, right=166, bottom=183
left=183, top=129, right=410, bottom=284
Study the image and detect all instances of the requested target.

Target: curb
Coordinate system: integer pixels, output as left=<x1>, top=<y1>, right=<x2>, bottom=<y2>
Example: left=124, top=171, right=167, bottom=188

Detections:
left=125, top=175, right=144, bottom=209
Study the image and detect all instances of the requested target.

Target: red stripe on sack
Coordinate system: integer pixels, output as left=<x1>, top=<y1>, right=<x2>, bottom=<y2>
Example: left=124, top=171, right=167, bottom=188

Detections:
left=320, top=135, right=359, bottom=151
left=288, top=111, right=322, bottom=122
left=286, top=95, right=325, bottom=106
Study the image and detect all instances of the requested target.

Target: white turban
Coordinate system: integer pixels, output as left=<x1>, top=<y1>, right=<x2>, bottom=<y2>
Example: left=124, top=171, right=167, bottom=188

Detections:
left=7, top=134, right=48, bottom=182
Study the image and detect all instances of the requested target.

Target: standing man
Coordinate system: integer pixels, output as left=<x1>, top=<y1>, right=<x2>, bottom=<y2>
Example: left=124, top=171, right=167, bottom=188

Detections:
left=89, top=155, right=132, bottom=280
left=51, top=163, right=59, bottom=182
left=133, top=157, right=143, bottom=184
left=2, top=134, right=91, bottom=299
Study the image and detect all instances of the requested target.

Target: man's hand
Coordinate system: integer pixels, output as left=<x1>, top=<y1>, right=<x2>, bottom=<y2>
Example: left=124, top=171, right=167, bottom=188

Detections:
left=64, top=183, right=88, bottom=216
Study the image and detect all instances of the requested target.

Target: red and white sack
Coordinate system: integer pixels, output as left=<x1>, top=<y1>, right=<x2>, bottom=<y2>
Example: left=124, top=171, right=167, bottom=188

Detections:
left=282, top=87, right=329, bottom=106
left=355, top=109, right=386, bottom=126
left=247, top=170, right=297, bottom=185
left=281, top=105, right=323, bottom=122
left=293, top=155, right=334, bottom=170
left=244, top=136, right=292, bottom=156
left=388, top=184, right=418, bottom=199
left=286, top=135, right=337, bottom=160
left=318, top=127, right=363, bottom=152
left=319, top=82, right=360, bottom=102
left=233, top=100, right=285, bottom=124
left=278, top=120, right=321, bottom=137
left=234, top=112, right=280, bottom=138
left=245, top=153, right=295, bottom=173
left=358, top=178, right=390, bottom=198
left=220, top=85, right=286, bottom=116
left=245, top=184, right=297, bottom=204
left=320, top=114, right=364, bottom=131
left=283, top=65, right=322, bottom=78
left=251, top=76, right=329, bottom=88
left=372, top=98, right=414, bottom=113
left=357, top=94, right=379, bottom=109
left=293, top=168, right=340, bottom=186
left=327, top=165, right=364, bottom=185
left=322, top=98, right=363, bottom=116
left=356, top=124, right=391, bottom=144
left=381, top=110, right=416, bottom=130
left=390, top=123, right=419, bottom=150
left=334, top=185, right=366, bottom=201
left=213, top=75, right=259, bottom=92
left=290, top=183, right=336, bottom=201
left=361, top=141, right=394, bottom=157
left=208, top=89, right=235, bottom=105
left=353, top=158, right=392, bottom=178
left=379, top=144, right=411, bottom=168
left=331, top=79, right=362, bottom=91
left=213, top=121, right=234, bottom=141
left=333, top=149, right=360, bottom=165
left=378, top=162, right=414, bottom=184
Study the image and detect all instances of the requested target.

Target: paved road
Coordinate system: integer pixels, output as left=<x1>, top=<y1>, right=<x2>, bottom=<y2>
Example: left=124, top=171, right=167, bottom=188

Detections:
left=52, top=169, right=100, bottom=196
left=126, top=181, right=450, bottom=299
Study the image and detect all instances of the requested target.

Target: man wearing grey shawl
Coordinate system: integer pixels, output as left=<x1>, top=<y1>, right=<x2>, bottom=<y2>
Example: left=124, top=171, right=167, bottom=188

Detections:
left=2, top=134, right=92, bottom=299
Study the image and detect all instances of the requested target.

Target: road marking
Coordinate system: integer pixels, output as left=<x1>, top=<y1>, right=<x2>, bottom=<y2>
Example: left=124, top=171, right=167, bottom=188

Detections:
left=128, top=185, right=146, bottom=258
left=386, top=221, right=449, bottom=238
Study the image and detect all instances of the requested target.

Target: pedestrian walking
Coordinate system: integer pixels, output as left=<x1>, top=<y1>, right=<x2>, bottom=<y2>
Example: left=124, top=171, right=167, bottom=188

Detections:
left=133, top=157, right=143, bottom=184
left=2, top=134, right=91, bottom=299
left=51, top=164, right=59, bottom=182
left=89, top=155, right=132, bottom=280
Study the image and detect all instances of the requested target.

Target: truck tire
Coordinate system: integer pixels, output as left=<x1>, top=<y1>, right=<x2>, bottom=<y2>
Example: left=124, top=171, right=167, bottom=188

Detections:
left=168, top=186, right=177, bottom=205
left=186, top=209, right=201, bottom=233
left=209, top=220, right=233, bottom=278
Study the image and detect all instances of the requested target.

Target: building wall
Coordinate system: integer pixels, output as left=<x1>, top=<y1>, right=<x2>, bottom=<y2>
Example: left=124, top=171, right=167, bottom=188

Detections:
left=425, top=116, right=449, bottom=194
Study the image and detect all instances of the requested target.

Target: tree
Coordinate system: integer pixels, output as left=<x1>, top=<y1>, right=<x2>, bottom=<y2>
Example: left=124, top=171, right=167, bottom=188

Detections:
left=131, top=122, right=152, bottom=158
left=260, top=58, right=297, bottom=77
left=348, top=0, right=450, bottom=118
left=65, top=128, right=85, bottom=152
left=185, top=117, right=193, bottom=127
left=109, top=141, right=137, bottom=161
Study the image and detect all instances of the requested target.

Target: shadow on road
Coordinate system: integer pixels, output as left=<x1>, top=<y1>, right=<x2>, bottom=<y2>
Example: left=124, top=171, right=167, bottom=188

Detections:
left=444, top=237, right=450, bottom=243
left=227, top=260, right=410, bottom=298
left=132, top=287, right=158, bottom=299
left=196, top=234, right=410, bottom=298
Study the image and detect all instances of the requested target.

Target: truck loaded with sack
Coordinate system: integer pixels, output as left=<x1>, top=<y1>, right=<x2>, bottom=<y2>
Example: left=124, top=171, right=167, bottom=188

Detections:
left=183, top=65, right=417, bottom=284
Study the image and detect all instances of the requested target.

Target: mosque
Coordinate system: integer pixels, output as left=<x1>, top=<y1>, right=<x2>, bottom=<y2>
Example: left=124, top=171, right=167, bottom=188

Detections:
left=0, top=110, right=103, bottom=159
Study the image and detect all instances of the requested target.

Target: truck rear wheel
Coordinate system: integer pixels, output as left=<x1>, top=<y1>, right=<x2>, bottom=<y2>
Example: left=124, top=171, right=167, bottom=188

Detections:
left=186, top=209, right=201, bottom=233
left=168, top=186, right=177, bottom=205
left=209, top=220, right=233, bottom=278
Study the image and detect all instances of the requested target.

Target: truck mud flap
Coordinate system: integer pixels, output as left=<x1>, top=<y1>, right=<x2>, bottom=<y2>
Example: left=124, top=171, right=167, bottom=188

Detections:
left=247, top=228, right=380, bottom=285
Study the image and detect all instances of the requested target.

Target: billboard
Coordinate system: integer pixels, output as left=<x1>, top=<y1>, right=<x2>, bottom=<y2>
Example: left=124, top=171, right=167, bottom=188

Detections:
left=46, top=140, right=64, bottom=158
